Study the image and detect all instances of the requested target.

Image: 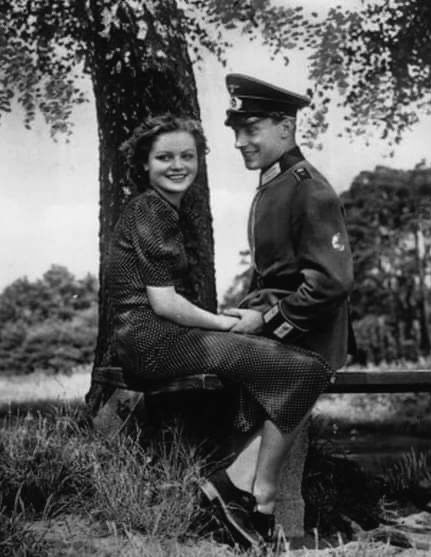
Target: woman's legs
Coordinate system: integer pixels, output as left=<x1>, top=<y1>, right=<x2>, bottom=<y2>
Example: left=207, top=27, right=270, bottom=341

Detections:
left=157, top=329, right=330, bottom=435
left=253, top=410, right=311, bottom=514
left=226, top=410, right=310, bottom=514
left=225, top=428, right=262, bottom=493
left=157, top=329, right=330, bottom=542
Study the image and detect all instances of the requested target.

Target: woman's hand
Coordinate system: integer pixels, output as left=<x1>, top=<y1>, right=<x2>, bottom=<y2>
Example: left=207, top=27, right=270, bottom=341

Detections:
left=217, top=313, right=241, bottom=331
left=223, top=308, right=264, bottom=334
left=148, top=285, right=242, bottom=331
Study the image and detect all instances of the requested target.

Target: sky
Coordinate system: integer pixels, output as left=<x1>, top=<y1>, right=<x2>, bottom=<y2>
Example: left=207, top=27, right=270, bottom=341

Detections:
left=1, top=3, right=430, bottom=300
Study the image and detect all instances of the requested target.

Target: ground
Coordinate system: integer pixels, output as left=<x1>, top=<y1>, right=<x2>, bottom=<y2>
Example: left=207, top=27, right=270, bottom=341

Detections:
left=1, top=367, right=431, bottom=556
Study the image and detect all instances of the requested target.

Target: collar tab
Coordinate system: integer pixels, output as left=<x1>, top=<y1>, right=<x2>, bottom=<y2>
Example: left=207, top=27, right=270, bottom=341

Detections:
left=260, top=162, right=281, bottom=186
left=259, top=146, right=305, bottom=187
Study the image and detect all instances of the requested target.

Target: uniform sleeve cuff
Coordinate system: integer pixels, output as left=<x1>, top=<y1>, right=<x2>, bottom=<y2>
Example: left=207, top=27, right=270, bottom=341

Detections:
left=263, top=303, right=301, bottom=340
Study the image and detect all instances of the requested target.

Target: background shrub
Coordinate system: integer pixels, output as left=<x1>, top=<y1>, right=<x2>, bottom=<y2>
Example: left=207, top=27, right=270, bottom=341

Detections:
left=0, top=266, right=98, bottom=375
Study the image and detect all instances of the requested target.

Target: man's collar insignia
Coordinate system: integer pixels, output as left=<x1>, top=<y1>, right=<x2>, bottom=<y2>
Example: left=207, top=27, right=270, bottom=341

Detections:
left=260, top=162, right=281, bottom=186
left=230, top=96, right=243, bottom=110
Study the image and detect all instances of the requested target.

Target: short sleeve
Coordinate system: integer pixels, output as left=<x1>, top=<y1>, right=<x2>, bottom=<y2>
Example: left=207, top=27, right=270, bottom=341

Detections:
left=130, top=193, right=185, bottom=286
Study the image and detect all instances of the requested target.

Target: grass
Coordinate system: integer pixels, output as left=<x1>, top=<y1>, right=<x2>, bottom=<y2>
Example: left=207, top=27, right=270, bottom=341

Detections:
left=0, top=502, right=49, bottom=557
left=0, top=366, right=90, bottom=409
left=0, top=400, right=404, bottom=557
left=0, top=403, right=217, bottom=555
left=313, top=358, right=431, bottom=436
left=314, top=391, right=431, bottom=436
left=1, top=367, right=431, bottom=555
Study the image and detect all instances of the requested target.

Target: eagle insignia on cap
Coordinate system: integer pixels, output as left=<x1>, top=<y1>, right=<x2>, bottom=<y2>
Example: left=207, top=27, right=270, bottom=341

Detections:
left=228, top=83, right=240, bottom=94
left=230, top=96, right=243, bottom=110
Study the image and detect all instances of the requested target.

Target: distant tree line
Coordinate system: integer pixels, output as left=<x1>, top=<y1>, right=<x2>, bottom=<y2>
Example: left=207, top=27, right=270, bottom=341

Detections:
left=342, top=165, right=431, bottom=365
left=0, top=265, right=97, bottom=375
left=222, top=164, right=431, bottom=366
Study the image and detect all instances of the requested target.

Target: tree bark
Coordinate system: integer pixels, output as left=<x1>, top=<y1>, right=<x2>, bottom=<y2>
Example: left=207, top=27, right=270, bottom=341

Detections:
left=83, top=0, right=216, bottom=391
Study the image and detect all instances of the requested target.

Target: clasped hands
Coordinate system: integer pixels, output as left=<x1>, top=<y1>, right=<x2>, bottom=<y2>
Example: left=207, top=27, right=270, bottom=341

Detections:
left=222, top=307, right=264, bottom=334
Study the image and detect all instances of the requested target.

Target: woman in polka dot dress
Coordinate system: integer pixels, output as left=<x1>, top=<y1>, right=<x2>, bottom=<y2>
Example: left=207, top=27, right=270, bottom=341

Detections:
left=107, top=114, right=333, bottom=549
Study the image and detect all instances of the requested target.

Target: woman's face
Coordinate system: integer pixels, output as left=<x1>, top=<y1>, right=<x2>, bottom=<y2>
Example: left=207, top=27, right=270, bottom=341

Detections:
left=145, top=130, right=198, bottom=205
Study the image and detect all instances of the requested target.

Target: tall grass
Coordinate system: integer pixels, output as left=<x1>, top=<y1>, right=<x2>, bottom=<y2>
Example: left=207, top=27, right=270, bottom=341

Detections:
left=380, top=447, right=431, bottom=497
left=0, top=500, right=49, bottom=557
left=91, top=428, right=205, bottom=538
left=0, top=404, right=95, bottom=517
left=1, top=371, right=430, bottom=555
left=0, top=405, right=209, bottom=540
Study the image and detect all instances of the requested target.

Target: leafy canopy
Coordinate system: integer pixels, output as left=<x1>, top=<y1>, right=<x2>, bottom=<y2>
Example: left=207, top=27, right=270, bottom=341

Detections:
left=0, top=0, right=89, bottom=136
left=0, top=0, right=315, bottom=136
left=306, top=0, right=431, bottom=149
left=0, top=0, right=429, bottom=146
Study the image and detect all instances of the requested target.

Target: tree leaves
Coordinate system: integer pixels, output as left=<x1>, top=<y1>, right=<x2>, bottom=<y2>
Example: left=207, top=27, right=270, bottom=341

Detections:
left=1, top=0, right=430, bottom=145
left=305, top=0, right=431, bottom=147
left=0, top=0, right=89, bottom=136
left=341, top=165, right=431, bottom=362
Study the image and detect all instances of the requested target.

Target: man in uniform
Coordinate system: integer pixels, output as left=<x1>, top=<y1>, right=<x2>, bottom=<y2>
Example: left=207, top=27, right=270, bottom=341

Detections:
left=202, top=74, right=355, bottom=547
left=225, top=73, right=354, bottom=370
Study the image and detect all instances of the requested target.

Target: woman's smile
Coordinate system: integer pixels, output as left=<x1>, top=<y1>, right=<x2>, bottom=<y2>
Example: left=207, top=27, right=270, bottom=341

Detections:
left=166, top=172, right=189, bottom=182
left=146, top=130, right=198, bottom=205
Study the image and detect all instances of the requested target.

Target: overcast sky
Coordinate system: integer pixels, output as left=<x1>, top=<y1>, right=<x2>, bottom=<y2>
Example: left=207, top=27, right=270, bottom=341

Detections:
left=1, top=4, right=430, bottom=299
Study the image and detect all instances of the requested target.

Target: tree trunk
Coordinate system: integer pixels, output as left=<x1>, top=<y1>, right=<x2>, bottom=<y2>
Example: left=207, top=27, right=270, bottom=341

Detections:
left=84, top=0, right=216, bottom=395
left=415, top=225, right=431, bottom=354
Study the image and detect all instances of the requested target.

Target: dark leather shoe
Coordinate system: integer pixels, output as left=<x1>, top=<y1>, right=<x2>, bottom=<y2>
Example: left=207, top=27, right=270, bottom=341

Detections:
left=252, top=510, right=276, bottom=544
left=200, top=470, right=264, bottom=548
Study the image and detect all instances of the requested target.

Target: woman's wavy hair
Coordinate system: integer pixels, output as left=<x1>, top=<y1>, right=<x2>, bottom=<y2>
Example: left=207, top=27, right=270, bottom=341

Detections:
left=120, top=113, right=208, bottom=191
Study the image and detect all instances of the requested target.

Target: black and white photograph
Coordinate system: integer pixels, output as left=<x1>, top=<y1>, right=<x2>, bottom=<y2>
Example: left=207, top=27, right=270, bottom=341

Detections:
left=1, top=1, right=430, bottom=555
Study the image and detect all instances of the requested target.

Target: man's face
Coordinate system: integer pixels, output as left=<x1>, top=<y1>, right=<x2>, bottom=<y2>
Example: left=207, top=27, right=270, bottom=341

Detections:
left=231, top=117, right=286, bottom=170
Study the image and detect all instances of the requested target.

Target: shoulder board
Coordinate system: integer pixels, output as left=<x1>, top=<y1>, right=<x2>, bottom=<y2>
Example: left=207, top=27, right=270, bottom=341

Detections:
left=293, top=167, right=312, bottom=182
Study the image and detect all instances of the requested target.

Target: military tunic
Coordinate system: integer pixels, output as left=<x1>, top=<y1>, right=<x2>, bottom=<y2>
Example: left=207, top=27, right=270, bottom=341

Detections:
left=107, top=187, right=333, bottom=433
left=241, top=147, right=354, bottom=369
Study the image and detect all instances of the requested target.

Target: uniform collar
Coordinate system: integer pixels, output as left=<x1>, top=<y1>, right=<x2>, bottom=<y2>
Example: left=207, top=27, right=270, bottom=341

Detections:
left=259, top=146, right=304, bottom=187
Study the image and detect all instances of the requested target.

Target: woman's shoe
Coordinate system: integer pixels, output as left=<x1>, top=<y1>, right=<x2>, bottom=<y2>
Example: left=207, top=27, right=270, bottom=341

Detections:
left=252, top=510, right=275, bottom=544
left=200, top=470, right=264, bottom=549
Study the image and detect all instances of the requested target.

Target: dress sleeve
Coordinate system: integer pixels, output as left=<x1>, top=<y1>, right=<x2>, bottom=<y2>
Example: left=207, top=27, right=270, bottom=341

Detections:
left=130, top=195, right=184, bottom=286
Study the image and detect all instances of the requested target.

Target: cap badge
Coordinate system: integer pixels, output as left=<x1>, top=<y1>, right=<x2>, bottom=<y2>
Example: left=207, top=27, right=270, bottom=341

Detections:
left=332, top=232, right=345, bottom=252
left=230, top=96, right=243, bottom=110
left=228, top=83, right=240, bottom=94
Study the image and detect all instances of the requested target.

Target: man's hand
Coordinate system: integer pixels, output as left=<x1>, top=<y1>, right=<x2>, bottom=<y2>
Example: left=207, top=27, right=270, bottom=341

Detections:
left=222, top=308, right=264, bottom=334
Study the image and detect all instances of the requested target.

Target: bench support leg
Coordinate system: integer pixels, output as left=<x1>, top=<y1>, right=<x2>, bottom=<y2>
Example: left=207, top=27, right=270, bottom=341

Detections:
left=88, top=383, right=146, bottom=439
left=275, top=422, right=309, bottom=538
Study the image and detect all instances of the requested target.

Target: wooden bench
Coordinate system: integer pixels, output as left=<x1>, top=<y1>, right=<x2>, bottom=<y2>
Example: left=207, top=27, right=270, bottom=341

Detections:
left=93, top=366, right=431, bottom=395
left=89, top=365, right=431, bottom=441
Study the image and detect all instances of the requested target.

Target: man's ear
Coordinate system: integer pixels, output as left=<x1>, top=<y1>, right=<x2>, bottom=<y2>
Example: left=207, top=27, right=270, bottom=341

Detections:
left=279, top=117, right=293, bottom=139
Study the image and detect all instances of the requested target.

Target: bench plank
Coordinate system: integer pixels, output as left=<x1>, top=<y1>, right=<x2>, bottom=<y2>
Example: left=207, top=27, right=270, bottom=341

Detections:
left=93, top=367, right=431, bottom=394
left=329, top=370, right=431, bottom=393
left=92, top=366, right=224, bottom=393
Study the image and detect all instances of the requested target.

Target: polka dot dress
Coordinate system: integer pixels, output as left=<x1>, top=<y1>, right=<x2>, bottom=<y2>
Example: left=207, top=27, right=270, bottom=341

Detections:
left=108, top=188, right=333, bottom=433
